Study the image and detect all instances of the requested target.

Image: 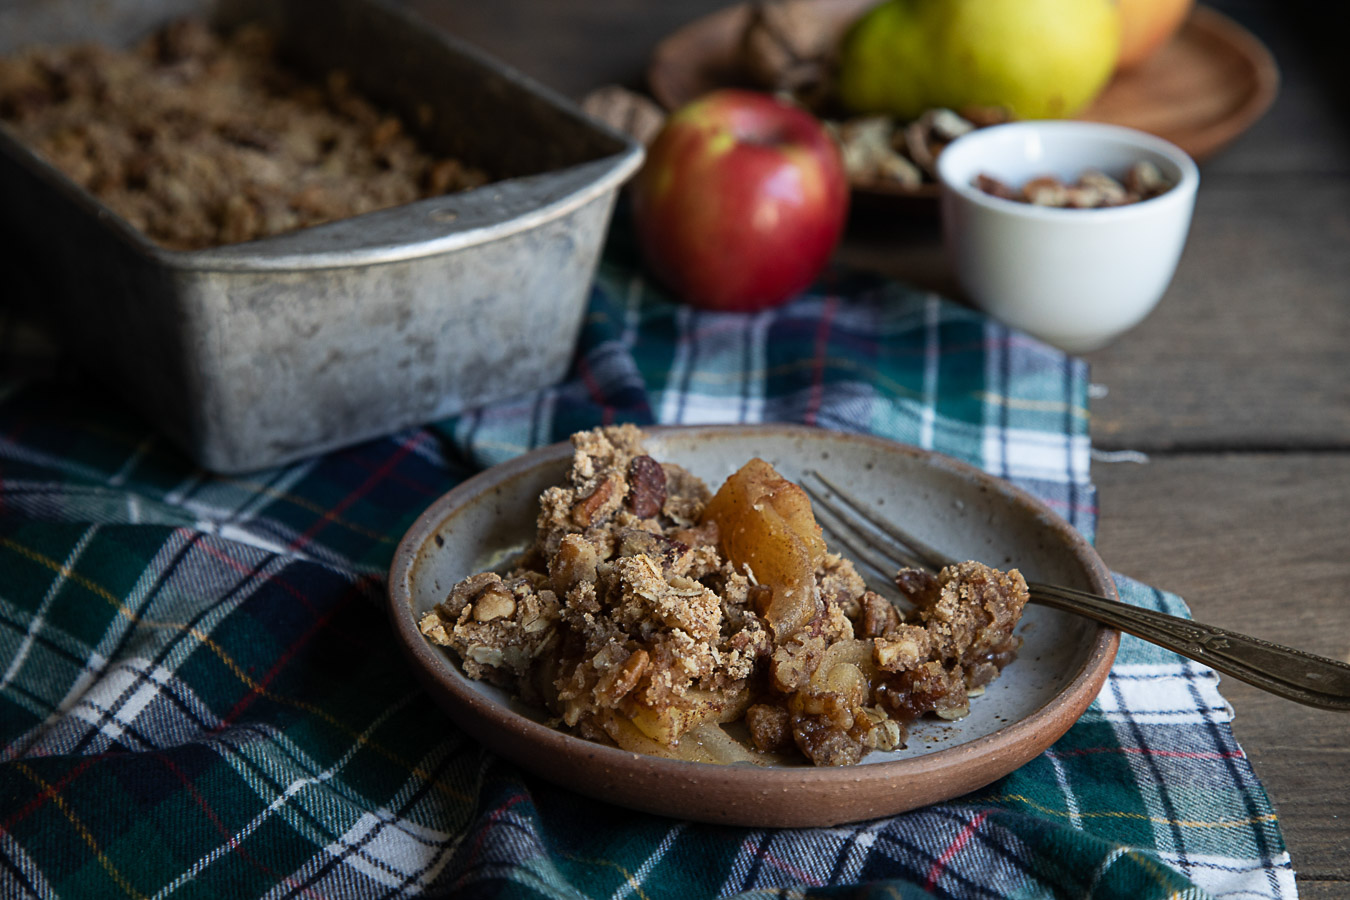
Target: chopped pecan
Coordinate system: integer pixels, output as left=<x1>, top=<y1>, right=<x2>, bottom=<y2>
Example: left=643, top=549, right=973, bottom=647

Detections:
left=626, top=455, right=667, bottom=519
left=572, top=475, right=617, bottom=526
left=746, top=702, right=793, bottom=752
left=858, top=590, right=901, bottom=637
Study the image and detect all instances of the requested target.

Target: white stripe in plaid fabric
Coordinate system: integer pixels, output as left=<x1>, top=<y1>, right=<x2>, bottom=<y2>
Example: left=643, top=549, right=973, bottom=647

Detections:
left=920, top=293, right=942, bottom=449
left=0, top=525, right=96, bottom=692
left=62, top=658, right=219, bottom=751
left=312, top=807, right=458, bottom=892
left=609, top=822, right=687, bottom=900
left=1045, top=747, right=1085, bottom=832
left=209, top=702, right=459, bottom=894
left=1095, top=664, right=1231, bottom=722
left=1158, top=853, right=1298, bottom=900
left=984, top=428, right=1092, bottom=484
left=0, top=829, right=55, bottom=899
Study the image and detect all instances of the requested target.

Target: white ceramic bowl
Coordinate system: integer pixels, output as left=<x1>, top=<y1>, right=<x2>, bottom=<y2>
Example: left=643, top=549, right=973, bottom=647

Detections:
left=937, top=121, right=1200, bottom=353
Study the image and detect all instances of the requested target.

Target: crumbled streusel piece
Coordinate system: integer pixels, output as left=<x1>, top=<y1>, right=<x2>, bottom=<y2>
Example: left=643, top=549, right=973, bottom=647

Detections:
left=417, top=570, right=560, bottom=694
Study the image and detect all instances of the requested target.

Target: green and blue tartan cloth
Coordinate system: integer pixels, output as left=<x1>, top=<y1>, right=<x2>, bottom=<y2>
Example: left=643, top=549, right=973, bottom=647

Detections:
left=0, top=241, right=1295, bottom=899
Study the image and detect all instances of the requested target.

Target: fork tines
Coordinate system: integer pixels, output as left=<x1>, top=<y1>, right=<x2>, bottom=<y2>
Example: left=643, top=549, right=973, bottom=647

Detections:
left=800, top=469, right=955, bottom=588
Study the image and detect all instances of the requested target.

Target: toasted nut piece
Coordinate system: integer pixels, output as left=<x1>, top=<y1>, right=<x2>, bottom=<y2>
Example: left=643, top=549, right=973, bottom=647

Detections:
left=550, top=533, right=601, bottom=595
left=928, top=108, right=974, bottom=142
left=740, top=0, right=834, bottom=92
left=875, top=625, right=932, bottom=672
left=902, top=119, right=938, bottom=178
left=858, top=591, right=900, bottom=638
left=595, top=649, right=649, bottom=706
left=466, top=646, right=504, bottom=667
left=746, top=702, right=793, bottom=752
left=1125, top=160, right=1169, bottom=198
left=580, top=84, right=666, bottom=146
left=1023, top=176, right=1071, bottom=206
left=472, top=587, right=516, bottom=622
left=1064, top=184, right=1106, bottom=208
left=572, top=475, right=617, bottom=526
left=834, top=117, right=923, bottom=188
left=972, top=173, right=1017, bottom=202
left=861, top=708, right=905, bottom=751
left=1078, top=169, right=1129, bottom=206
left=626, top=454, right=668, bottom=518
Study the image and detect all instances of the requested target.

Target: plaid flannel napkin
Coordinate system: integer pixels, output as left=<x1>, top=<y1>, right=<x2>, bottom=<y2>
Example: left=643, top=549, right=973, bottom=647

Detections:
left=0, top=243, right=1295, bottom=899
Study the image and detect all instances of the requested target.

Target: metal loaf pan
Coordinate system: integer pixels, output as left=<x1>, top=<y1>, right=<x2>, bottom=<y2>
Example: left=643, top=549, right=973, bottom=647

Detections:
left=0, top=0, right=643, bottom=472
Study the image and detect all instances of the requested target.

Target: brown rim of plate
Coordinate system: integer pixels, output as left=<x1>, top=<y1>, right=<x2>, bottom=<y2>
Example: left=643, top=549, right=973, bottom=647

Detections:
left=646, top=2, right=1279, bottom=209
left=387, top=424, right=1120, bottom=827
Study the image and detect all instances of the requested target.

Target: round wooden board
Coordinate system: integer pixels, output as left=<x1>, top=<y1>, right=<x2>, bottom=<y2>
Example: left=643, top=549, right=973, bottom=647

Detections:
left=1078, top=5, right=1279, bottom=160
left=648, top=2, right=1279, bottom=211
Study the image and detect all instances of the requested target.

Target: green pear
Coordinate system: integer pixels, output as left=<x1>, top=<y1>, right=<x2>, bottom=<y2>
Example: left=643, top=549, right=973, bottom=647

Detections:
left=837, top=0, right=1121, bottom=121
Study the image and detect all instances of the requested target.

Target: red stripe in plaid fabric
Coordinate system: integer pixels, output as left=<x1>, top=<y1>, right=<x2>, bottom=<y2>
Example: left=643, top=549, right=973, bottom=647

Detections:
left=449, top=792, right=528, bottom=894
left=287, top=432, right=427, bottom=552
left=1, top=756, right=103, bottom=830
left=197, top=539, right=328, bottom=621
left=759, top=848, right=826, bottom=887
left=152, top=751, right=327, bottom=897
left=219, top=583, right=350, bottom=726
left=803, top=296, right=839, bottom=427
left=924, top=810, right=990, bottom=891
left=347, top=449, right=444, bottom=499
left=12, top=761, right=148, bottom=899
left=576, top=355, right=616, bottom=426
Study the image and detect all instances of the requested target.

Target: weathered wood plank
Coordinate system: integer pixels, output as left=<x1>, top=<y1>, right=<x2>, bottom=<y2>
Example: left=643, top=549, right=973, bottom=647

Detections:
left=1085, top=178, right=1350, bottom=452
left=842, top=176, right=1350, bottom=455
left=1298, top=884, right=1350, bottom=900
left=1093, top=453, right=1350, bottom=884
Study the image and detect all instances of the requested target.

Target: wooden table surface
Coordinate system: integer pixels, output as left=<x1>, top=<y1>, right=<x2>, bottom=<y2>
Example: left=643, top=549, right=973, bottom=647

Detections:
left=411, top=1, right=1349, bottom=894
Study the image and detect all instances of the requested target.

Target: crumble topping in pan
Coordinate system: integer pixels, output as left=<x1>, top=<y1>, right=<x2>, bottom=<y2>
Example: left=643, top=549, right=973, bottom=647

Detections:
left=0, top=19, right=491, bottom=250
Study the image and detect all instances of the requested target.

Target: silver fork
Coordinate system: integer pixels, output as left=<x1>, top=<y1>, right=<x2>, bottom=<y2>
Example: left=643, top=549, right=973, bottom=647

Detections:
left=800, top=470, right=1350, bottom=712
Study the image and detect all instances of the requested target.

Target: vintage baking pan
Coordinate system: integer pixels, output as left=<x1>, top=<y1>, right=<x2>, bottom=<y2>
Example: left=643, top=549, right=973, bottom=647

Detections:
left=0, top=0, right=643, bottom=472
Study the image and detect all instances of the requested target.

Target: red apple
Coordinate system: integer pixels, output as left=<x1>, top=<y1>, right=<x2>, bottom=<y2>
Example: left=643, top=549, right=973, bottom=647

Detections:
left=630, top=89, right=849, bottom=312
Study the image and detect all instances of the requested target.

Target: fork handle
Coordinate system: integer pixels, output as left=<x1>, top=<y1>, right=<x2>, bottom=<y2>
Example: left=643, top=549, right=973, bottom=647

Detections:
left=1029, top=583, right=1350, bottom=711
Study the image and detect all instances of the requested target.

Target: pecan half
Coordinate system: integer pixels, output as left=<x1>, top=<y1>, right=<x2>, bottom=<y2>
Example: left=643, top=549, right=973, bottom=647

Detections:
left=626, top=455, right=667, bottom=519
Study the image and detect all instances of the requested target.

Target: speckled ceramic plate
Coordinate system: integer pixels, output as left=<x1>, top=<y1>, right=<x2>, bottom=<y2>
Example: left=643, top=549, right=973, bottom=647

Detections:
left=387, top=425, right=1119, bottom=827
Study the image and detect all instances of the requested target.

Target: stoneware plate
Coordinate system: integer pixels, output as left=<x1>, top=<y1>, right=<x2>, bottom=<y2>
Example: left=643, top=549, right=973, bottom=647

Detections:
left=648, top=1, right=1278, bottom=213
left=387, top=425, right=1119, bottom=827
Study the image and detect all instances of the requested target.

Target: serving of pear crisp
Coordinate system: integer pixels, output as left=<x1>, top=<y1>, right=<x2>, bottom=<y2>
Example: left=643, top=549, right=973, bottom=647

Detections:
left=419, top=426, right=1030, bottom=767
